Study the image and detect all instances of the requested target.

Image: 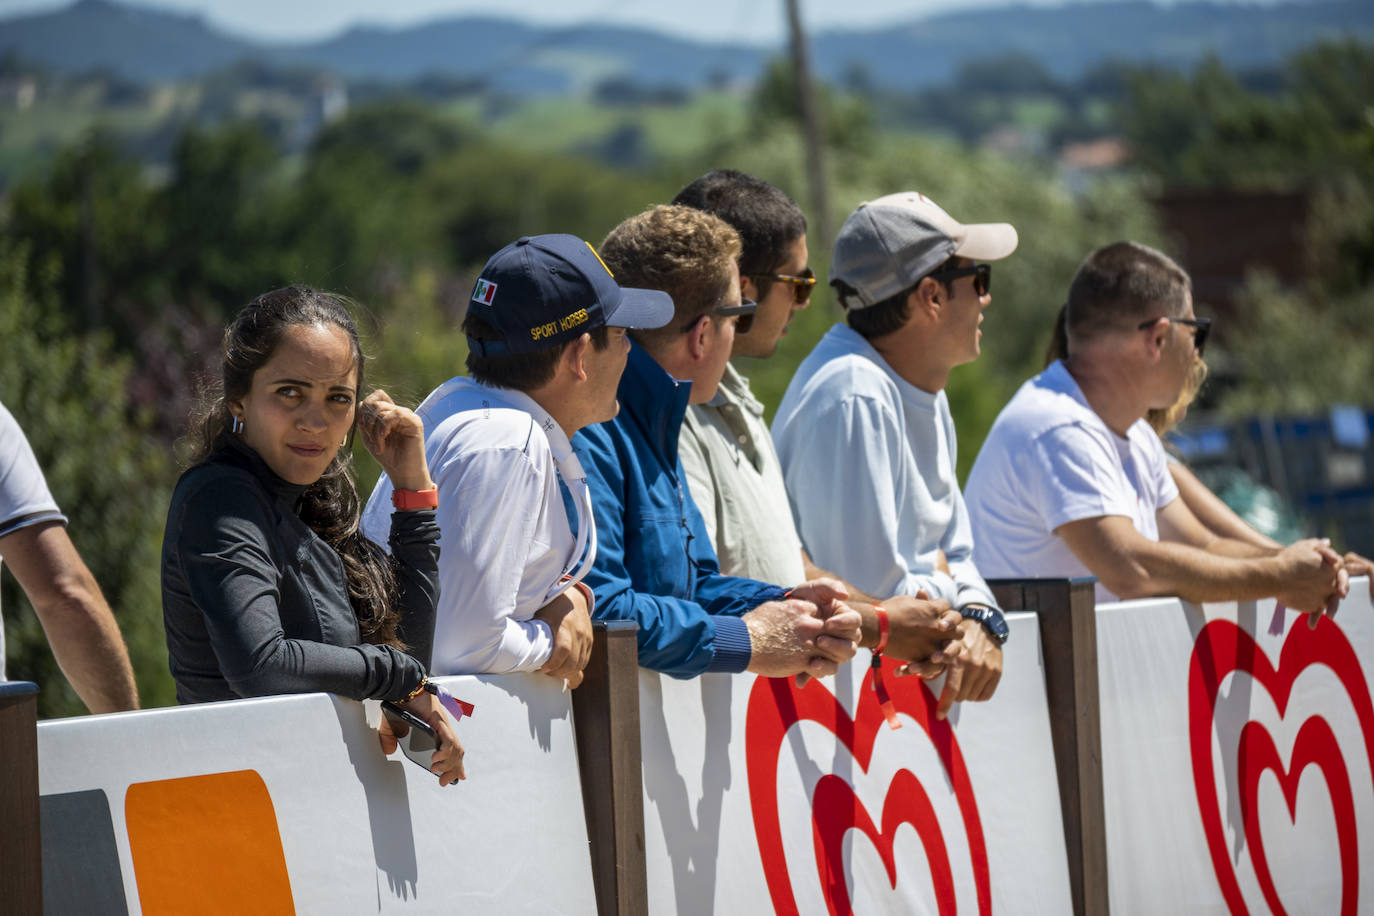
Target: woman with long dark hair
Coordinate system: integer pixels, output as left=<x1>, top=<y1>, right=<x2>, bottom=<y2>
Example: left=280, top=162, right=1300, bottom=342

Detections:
left=162, top=286, right=464, bottom=783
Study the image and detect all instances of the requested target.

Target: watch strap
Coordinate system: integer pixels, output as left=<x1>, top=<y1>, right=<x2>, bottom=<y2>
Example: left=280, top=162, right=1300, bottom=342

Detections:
left=960, top=604, right=1009, bottom=646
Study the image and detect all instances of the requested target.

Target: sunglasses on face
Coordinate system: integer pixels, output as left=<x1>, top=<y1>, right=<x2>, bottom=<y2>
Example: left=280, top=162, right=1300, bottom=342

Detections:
left=682, top=298, right=759, bottom=335
left=929, top=262, right=991, bottom=297
left=749, top=267, right=817, bottom=305
left=1137, top=315, right=1212, bottom=356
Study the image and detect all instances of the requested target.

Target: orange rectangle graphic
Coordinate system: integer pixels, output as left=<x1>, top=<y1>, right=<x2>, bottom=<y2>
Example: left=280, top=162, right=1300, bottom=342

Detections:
left=125, top=769, right=295, bottom=915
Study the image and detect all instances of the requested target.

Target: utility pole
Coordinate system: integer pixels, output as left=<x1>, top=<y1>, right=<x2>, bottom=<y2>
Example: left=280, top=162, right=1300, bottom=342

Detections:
left=785, top=0, right=829, bottom=249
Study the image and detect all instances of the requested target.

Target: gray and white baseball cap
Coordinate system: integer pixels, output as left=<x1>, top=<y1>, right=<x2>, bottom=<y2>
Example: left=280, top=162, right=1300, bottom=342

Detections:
left=831, top=192, right=1018, bottom=309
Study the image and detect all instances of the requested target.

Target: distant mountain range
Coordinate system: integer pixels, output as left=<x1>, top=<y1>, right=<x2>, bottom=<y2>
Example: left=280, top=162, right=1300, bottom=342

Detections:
left=2, top=0, right=1372, bottom=92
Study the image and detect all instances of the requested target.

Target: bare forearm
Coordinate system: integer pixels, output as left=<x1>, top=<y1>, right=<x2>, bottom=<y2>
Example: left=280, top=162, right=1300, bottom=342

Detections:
left=36, top=582, right=139, bottom=713
left=2, top=523, right=138, bottom=713
left=1062, top=516, right=1338, bottom=612
left=1203, top=536, right=1279, bottom=559
left=1122, top=540, right=1288, bottom=604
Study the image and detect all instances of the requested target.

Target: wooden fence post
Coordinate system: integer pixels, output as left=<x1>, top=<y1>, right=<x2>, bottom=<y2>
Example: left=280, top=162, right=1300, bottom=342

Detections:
left=571, top=621, right=647, bottom=916
left=990, top=578, right=1106, bottom=916
left=0, top=680, right=41, bottom=916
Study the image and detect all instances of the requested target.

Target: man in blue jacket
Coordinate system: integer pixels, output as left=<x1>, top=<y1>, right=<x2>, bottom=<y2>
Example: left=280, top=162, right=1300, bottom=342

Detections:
left=572, top=204, right=860, bottom=679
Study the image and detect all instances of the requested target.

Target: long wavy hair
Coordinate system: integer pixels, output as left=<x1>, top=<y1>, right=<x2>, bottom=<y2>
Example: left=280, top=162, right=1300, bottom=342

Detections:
left=187, top=286, right=403, bottom=649
left=1147, top=356, right=1209, bottom=437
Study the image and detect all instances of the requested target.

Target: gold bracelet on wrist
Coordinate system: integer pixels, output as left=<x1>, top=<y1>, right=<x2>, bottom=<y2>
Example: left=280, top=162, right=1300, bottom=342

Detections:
left=401, top=676, right=429, bottom=704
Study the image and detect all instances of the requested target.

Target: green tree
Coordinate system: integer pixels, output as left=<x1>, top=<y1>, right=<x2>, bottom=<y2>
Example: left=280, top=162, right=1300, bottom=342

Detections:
left=419, top=143, right=670, bottom=268
left=4, top=131, right=162, bottom=342
left=1221, top=179, right=1374, bottom=415
left=1288, top=39, right=1374, bottom=139
left=751, top=57, right=876, bottom=154
left=1119, top=44, right=1374, bottom=189
left=280, top=102, right=468, bottom=300
left=1115, top=42, right=1374, bottom=415
left=160, top=121, right=292, bottom=315
left=0, top=245, right=176, bottom=717
left=310, top=101, right=473, bottom=177
left=1220, top=271, right=1373, bottom=416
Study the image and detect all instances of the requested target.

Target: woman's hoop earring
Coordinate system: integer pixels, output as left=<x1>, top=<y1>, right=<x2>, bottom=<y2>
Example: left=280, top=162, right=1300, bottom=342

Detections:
left=231, top=415, right=244, bottom=435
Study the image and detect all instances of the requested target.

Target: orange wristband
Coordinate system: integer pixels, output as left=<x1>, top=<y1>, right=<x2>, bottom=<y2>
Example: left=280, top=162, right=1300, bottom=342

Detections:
left=392, top=486, right=438, bottom=510
left=868, top=604, right=899, bottom=730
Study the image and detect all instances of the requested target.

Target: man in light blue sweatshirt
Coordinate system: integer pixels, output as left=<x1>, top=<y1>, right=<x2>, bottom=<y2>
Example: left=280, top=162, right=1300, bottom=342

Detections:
left=773, top=192, right=1018, bottom=715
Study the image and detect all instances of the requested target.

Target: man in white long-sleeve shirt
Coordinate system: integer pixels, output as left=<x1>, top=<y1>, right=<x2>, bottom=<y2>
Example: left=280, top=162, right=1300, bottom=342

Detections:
left=363, top=234, right=672, bottom=686
left=773, top=192, right=1019, bottom=709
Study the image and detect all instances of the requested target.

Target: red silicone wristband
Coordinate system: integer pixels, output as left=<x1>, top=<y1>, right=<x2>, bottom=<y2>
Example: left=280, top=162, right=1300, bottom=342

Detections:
left=872, top=603, right=890, bottom=654
left=392, top=486, right=439, bottom=510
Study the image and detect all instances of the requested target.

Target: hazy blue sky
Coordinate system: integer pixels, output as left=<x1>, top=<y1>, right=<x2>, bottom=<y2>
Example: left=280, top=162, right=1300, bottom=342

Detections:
left=0, top=0, right=1281, bottom=44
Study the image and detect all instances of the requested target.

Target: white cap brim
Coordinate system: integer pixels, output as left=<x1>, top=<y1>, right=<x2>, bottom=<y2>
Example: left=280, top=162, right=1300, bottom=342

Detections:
left=955, top=222, right=1019, bottom=261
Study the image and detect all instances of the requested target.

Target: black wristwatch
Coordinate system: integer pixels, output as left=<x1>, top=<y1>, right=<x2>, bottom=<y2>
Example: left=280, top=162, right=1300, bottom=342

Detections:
left=959, top=604, right=1009, bottom=647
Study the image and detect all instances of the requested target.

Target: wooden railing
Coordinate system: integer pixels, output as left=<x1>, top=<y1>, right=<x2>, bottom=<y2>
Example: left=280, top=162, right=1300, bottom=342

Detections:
left=572, top=620, right=647, bottom=916
left=0, top=680, right=41, bottom=916
left=991, top=577, right=1106, bottom=916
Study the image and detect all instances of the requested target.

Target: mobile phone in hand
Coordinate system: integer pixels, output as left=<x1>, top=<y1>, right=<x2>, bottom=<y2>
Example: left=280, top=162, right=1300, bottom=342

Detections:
left=381, top=701, right=442, bottom=774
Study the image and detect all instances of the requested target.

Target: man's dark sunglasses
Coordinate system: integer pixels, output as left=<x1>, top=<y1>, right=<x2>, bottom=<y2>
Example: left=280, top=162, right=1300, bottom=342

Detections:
left=1137, top=315, right=1212, bottom=356
left=682, top=298, right=758, bottom=335
left=748, top=267, right=817, bottom=305
left=929, top=262, right=991, bottom=297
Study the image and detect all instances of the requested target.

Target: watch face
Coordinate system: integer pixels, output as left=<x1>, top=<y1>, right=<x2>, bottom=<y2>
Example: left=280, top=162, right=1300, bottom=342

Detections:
left=966, top=607, right=1008, bottom=644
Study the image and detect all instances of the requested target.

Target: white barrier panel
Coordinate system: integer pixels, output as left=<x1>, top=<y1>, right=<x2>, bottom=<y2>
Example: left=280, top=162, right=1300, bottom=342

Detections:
left=36, top=674, right=595, bottom=915
left=1097, top=578, right=1374, bottom=913
left=639, top=612, right=1074, bottom=914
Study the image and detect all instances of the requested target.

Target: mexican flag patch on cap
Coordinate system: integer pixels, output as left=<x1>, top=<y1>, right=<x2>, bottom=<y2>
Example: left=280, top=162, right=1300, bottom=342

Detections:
left=472, top=278, right=498, bottom=305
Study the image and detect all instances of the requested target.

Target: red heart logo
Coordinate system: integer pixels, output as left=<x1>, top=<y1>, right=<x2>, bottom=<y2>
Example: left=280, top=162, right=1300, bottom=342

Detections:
left=1189, top=616, right=1374, bottom=915
left=746, top=657, right=991, bottom=915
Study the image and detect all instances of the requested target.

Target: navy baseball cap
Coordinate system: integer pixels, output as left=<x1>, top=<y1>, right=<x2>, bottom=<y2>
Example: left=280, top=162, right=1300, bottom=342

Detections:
left=466, top=234, right=674, bottom=355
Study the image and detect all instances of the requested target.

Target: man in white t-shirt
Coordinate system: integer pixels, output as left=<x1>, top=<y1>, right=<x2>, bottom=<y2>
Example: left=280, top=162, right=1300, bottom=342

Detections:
left=362, top=234, right=672, bottom=686
left=773, top=192, right=1019, bottom=716
left=1, top=401, right=138, bottom=712
left=966, top=240, right=1349, bottom=616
